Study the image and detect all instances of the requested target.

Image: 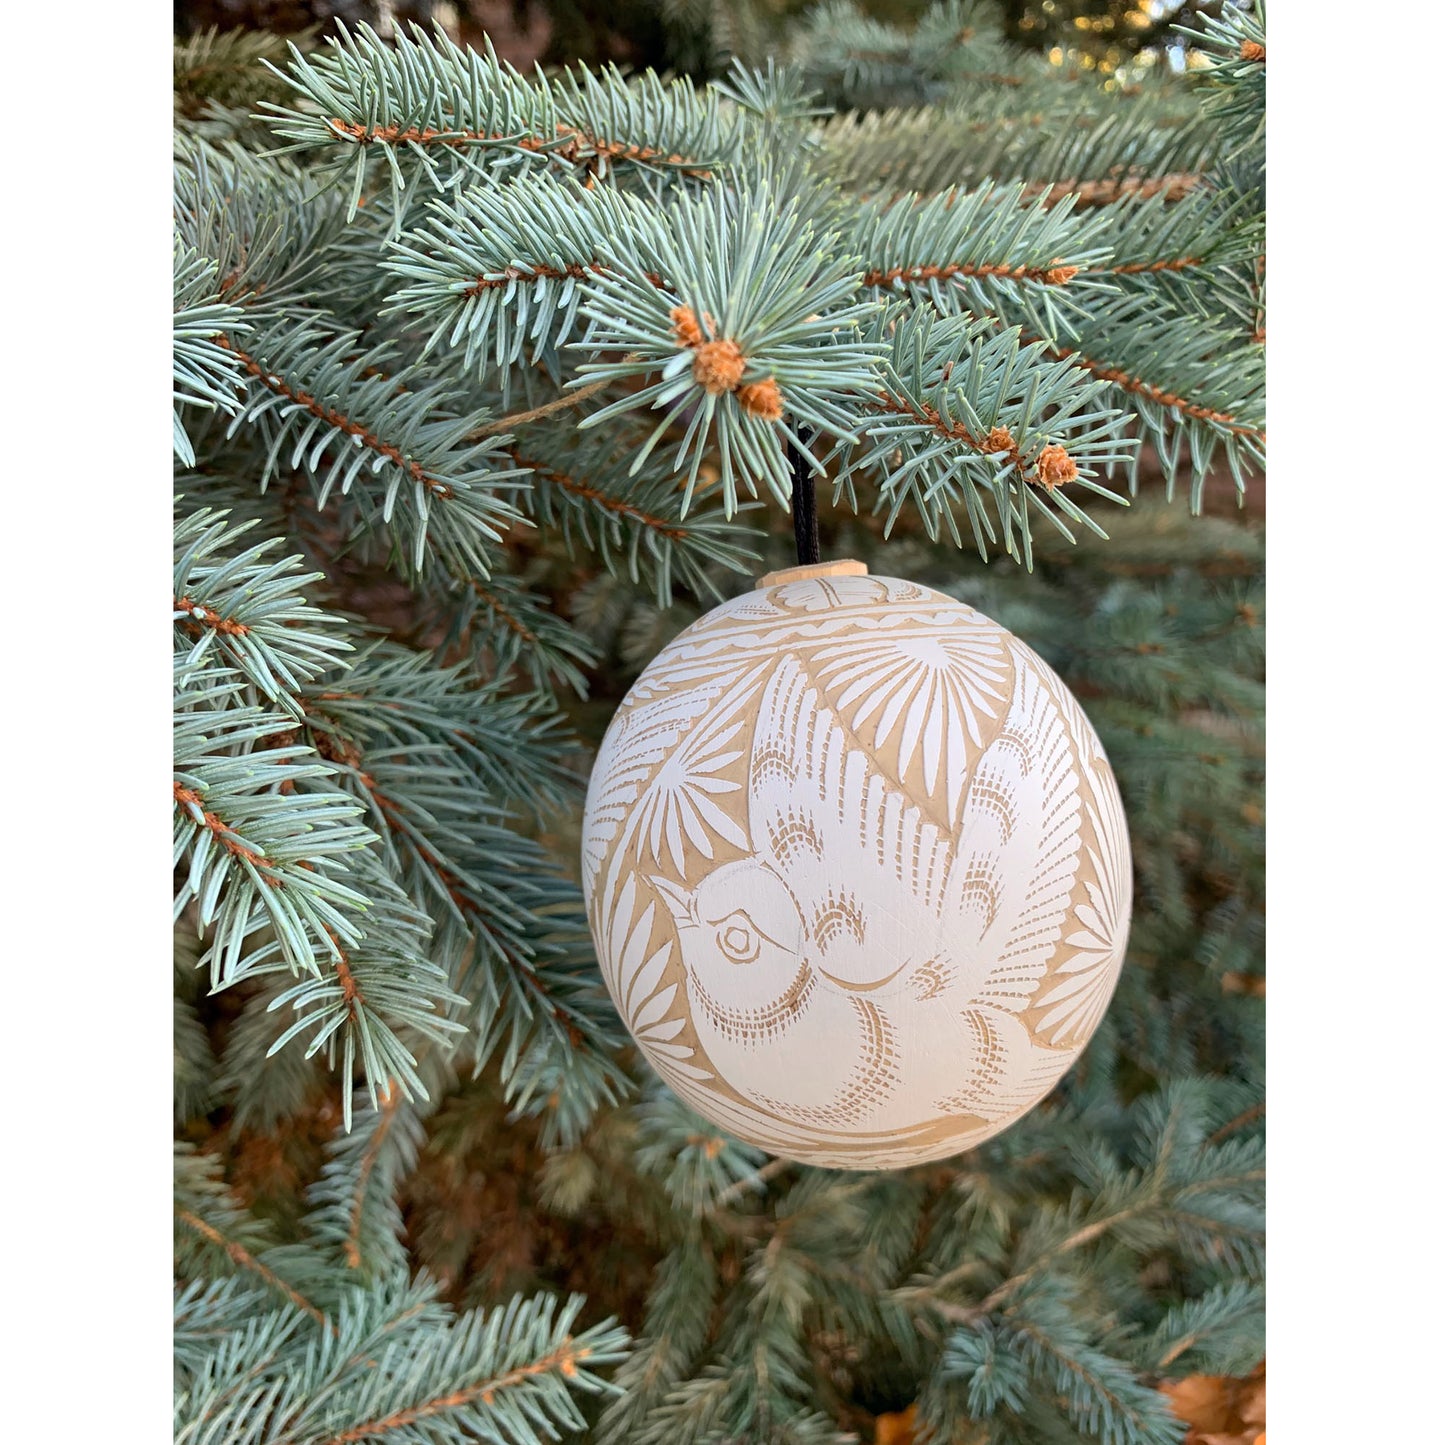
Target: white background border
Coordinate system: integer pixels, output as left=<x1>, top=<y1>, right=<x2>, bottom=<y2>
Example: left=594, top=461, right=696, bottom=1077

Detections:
left=4, top=2, right=1436, bottom=1434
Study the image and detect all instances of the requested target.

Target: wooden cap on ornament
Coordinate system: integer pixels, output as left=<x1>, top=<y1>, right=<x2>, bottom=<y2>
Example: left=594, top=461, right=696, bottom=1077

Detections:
left=756, top=559, right=869, bottom=588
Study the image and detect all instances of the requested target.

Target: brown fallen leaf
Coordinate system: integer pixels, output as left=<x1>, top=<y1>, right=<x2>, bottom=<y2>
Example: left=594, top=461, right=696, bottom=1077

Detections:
left=874, top=1403, right=919, bottom=1445
left=1162, top=1360, right=1265, bottom=1445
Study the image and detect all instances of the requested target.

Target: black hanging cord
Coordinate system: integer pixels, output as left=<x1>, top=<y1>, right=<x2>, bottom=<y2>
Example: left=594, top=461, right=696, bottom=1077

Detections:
left=787, top=435, right=820, bottom=567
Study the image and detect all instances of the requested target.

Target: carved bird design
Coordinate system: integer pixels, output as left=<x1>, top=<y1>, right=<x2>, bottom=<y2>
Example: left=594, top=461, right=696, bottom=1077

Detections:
left=653, top=649, right=1086, bottom=1139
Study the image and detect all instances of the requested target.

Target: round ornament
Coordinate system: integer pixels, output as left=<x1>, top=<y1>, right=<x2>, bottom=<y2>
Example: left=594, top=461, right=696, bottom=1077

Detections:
left=581, top=561, right=1131, bottom=1169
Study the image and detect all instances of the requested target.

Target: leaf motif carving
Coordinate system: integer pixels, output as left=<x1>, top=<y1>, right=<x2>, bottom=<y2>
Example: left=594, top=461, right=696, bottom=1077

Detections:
left=601, top=875, right=695, bottom=1061
left=809, top=616, right=1012, bottom=825
left=1032, top=759, right=1131, bottom=1047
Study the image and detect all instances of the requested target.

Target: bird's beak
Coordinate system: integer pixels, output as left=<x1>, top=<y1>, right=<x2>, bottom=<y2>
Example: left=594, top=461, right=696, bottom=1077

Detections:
left=648, top=875, right=696, bottom=926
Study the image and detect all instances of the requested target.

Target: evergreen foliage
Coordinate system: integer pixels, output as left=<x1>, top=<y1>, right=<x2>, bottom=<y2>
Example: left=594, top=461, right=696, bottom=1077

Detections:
left=173, top=3, right=1264, bottom=1439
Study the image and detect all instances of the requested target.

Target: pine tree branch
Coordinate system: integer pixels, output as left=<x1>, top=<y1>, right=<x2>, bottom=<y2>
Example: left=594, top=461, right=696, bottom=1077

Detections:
left=342, top=1083, right=403, bottom=1270
left=470, top=375, right=615, bottom=438
left=711, top=1157, right=793, bottom=1212
left=217, top=335, right=457, bottom=501
left=173, top=780, right=276, bottom=875
left=174, top=596, right=250, bottom=637
left=1028, top=329, right=1265, bottom=442
left=172, top=707, right=376, bottom=980
left=327, top=117, right=718, bottom=178
left=1105, top=256, right=1205, bottom=275
left=318, top=1338, right=596, bottom=1444
left=861, top=259, right=1080, bottom=287
left=867, top=392, right=1076, bottom=495
left=467, top=580, right=543, bottom=648
left=1207, top=1100, right=1266, bottom=1145
left=175, top=1207, right=331, bottom=1328
left=1009, top=1316, right=1171, bottom=1442
left=918, top=1201, right=1155, bottom=1327
left=1025, top=172, right=1204, bottom=208
left=515, top=451, right=690, bottom=542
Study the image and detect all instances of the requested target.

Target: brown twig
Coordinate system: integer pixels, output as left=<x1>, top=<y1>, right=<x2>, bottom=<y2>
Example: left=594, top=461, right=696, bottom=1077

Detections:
left=465, top=580, right=540, bottom=645
left=328, top=117, right=712, bottom=178
left=912, top=1203, right=1151, bottom=1327
left=862, top=260, right=1079, bottom=288
left=1034, top=333, right=1264, bottom=441
left=1022, top=172, right=1204, bottom=209
left=175, top=1208, right=332, bottom=1328
left=345, top=1082, right=403, bottom=1269
left=470, top=375, right=615, bottom=439
left=216, top=335, right=454, bottom=499
left=1207, top=1101, right=1265, bottom=1146
left=712, top=1157, right=793, bottom=1211
left=871, top=394, right=1076, bottom=491
left=174, top=781, right=270, bottom=872
left=174, top=596, right=250, bottom=637
left=1107, top=256, right=1204, bottom=275
left=466, top=262, right=601, bottom=294
left=512, top=452, right=688, bottom=539
left=318, top=1340, right=590, bottom=1443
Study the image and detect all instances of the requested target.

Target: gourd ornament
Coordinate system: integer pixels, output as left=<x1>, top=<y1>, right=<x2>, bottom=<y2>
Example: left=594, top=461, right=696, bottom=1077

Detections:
left=581, top=560, right=1131, bottom=1169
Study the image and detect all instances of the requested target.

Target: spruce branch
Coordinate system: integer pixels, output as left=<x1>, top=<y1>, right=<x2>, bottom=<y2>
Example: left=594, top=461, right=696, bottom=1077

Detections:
left=217, top=319, right=529, bottom=575
left=174, top=246, right=250, bottom=465
left=174, top=1143, right=332, bottom=1328
left=176, top=1208, right=332, bottom=1330
left=290, top=642, right=630, bottom=1141
left=172, top=527, right=470, bottom=1123
left=900, top=1082, right=1264, bottom=1328
left=820, top=94, right=1218, bottom=205
left=304, top=1076, right=441, bottom=1282
left=217, top=972, right=332, bottom=1131
left=383, top=173, right=659, bottom=383
left=262, top=24, right=746, bottom=225
left=175, top=135, right=348, bottom=308
left=632, top=1087, right=770, bottom=1215
left=173, top=682, right=375, bottom=981
left=836, top=309, right=1132, bottom=566
left=252, top=867, right=466, bottom=1130
left=852, top=183, right=1114, bottom=324
left=174, top=1276, right=311, bottom=1379
left=176, top=1277, right=629, bottom=1445
left=174, top=506, right=353, bottom=717
left=437, top=572, right=600, bottom=695
left=1175, top=1, right=1267, bottom=161
left=508, top=427, right=760, bottom=606
left=793, top=0, right=1033, bottom=112
left=575, top=180, right=882, bottom=512
left=1005, top=1304, right=1183, bottom=1445
left=174, top=985, right=219, bottom=1124
left=303, top=641, right=584, bottom=820
left=995, top=295, right=1266, bottom=503
left=596, top=1239, right=721, bottom=1445
left=174, top=25, right=319, bottom=118
left=1138, top=1280, right=1265, bottom=1376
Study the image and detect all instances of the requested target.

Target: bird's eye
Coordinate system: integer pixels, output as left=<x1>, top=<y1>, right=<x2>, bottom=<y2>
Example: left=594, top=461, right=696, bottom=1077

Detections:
left=716, top=914, right=761, bottom=964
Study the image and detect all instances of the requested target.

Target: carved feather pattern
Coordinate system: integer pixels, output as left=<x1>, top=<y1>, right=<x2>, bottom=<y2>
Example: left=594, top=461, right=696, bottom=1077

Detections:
left=582, top=572, right=1130, bottom=1168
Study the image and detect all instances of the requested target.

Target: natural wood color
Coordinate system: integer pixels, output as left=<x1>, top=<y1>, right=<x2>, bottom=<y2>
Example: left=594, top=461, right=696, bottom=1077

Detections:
left=757, top=560, right=869, bottom=588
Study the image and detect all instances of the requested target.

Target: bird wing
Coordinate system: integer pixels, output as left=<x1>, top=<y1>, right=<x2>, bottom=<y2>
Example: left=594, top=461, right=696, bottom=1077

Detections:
left=931, top=1008, right=1077, bottom=1122
left=748, top=655, right=955, bottom=990
left=948, top=648, right=1084, bottom=1013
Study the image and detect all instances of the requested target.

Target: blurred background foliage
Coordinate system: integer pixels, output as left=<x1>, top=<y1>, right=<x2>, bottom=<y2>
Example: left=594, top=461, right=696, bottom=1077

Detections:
left=174, top=0, right=1237, bottom=79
